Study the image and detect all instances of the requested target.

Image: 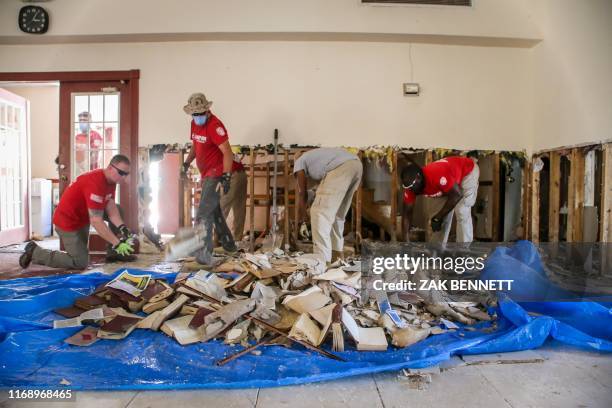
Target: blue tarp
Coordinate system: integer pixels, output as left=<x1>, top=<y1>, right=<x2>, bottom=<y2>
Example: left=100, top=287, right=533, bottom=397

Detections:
left=0, top=241, right=610, bottom=390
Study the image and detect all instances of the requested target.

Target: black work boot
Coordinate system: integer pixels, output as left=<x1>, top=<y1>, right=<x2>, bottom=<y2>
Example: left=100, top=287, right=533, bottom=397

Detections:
left=19, top=241, right=38, bottom=269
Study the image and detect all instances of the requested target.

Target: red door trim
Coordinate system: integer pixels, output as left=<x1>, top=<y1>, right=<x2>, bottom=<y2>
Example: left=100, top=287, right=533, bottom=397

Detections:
left=0, top=70, right=139, bottom=82
left=0, top=70, right=140, bottom=234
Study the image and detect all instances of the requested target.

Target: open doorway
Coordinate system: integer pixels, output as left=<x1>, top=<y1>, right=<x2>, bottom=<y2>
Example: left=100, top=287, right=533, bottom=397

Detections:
left=0, top=71, right=140, bottom=251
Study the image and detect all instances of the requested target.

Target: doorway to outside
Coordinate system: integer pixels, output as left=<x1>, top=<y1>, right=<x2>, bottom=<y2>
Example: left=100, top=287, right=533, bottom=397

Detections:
left=0, top=71, right=139, bottom=249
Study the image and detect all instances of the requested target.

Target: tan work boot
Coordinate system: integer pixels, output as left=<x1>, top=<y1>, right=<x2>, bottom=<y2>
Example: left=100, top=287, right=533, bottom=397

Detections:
left=331, top=250, right=344, bottom=263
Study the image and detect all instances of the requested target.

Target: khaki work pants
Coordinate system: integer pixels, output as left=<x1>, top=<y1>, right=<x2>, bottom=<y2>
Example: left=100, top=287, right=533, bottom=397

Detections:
left=220, top=170, right=248, bottom=241
left=310, top=159, right=363, bottom=262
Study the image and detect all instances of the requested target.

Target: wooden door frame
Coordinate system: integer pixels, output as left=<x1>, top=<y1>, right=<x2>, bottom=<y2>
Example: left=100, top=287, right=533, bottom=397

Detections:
left=0, top=70, right=139, bottom=232
left=0, top=88, right=30, bottom=246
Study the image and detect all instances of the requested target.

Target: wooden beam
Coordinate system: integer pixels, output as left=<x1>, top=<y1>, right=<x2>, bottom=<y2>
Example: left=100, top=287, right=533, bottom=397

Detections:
left=424, top=150, right=434, bottom=241
left=600, top=143, right=612, bottom=242
left=521, top=159, right=531, bottom=240
left=355, top=151, right=363, bottom=250
left=568, top=148, right=586, bottom=242
left=249, top=148, right=256, bottom=251
left=283, top=149, right=290, bottom=248
left=293, top=151, right=302, bottom=247
left=390, top=150, right=398, bottom=242
left=265, top=161, right=270, bottom=233
left=548, top=151, right=561, bottom=242
left=530, top=157, right=541, bottom=242
left=491, top=153, right=501, bottom=241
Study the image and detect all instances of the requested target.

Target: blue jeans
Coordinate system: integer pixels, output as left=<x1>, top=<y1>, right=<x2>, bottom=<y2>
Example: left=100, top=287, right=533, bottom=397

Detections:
left=195, top=176, right=236, bottom=264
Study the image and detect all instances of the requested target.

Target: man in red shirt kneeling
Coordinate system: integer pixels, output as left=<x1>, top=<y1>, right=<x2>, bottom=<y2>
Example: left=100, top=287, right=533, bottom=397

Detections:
left=19, top=154, right=136, bottom=269
left=401, top=156, right=480, bottom=244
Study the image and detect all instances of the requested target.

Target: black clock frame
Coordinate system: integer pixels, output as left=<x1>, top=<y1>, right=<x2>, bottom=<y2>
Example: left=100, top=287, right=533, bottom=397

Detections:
left=18, top=5, right=49, bottom=35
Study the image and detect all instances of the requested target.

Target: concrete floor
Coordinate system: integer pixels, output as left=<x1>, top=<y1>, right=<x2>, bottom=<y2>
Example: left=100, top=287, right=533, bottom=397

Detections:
left=1, top=238, right=611, bottom=407
left=0, top=346, right=610, bottom=408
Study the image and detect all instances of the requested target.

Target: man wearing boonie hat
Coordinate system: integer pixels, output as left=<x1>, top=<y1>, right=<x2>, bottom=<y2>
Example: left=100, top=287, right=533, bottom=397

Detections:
left=182, top=93, right=246, bottom=264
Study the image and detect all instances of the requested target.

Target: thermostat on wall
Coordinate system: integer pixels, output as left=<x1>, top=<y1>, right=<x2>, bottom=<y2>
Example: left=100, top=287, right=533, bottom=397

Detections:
left=403, top=83, right=420, bottom=96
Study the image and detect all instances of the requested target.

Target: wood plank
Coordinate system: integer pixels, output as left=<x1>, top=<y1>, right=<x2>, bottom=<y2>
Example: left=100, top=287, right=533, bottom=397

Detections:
left=293, top=151, right=302, bottom=248
left=461, top=350, right=545, bottom=365
left=249, top=147, right=255, bottom=251
left=530, top=157, right=541, bottom=242
left=390, top=150, right=398, bottom=242
left=424, top=150, right=434, bottom=241
left=491, top=153, right=501, bottom=241
left=521, top=159, right=531, bottom=240
left=265, top=161, right=270, bottom=233
left=569, top=148, right=586, bottom=242
left=548, top=151, right=561, bottom=242
left=600, top=143, right=612, bottom=242
left=355, top=151, right=363, bottom=250
left=284, top=149, right=290, bottom=248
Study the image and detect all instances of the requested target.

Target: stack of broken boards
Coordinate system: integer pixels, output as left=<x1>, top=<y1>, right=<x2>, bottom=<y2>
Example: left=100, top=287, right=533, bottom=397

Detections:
left=54, top=250, right=496, bottom=354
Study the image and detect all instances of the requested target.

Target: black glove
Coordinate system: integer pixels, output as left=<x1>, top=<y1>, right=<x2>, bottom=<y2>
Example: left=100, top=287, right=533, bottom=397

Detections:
left=221, top=172, right=232, bottom=194
left=118, top=224, right=131, bottom=240
left=182, top=162, right=191, bottom=174
left=430, top=216, right=443, bottom=232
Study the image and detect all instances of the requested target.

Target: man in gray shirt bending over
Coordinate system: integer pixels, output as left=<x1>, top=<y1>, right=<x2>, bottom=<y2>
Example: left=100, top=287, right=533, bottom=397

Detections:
left=294, top=147, right=362, bottom=263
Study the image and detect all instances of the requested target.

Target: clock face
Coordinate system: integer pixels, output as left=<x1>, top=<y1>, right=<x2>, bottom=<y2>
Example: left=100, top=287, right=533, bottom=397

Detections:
left=19, top=6, right=49, bottom=34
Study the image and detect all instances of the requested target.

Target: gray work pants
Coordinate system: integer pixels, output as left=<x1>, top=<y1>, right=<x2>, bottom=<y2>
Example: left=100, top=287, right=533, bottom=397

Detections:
left=195, top=176, right=236, bottom=264
left=31, top=206, right=125, bottom=269
left=32, top=225, right=91, bottom=269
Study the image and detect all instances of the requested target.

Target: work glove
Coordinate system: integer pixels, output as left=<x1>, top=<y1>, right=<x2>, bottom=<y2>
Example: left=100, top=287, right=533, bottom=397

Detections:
left=299, top=222, right=312, bottom=240
left=430, top=216, right=443, bottom=232
left=182, top=162, right=191, bottom=174
left=118, top=224, right=131, bottom=241
left=112, top=239, right=134, bottom=257
left=220, top=172, right=232, bottom=194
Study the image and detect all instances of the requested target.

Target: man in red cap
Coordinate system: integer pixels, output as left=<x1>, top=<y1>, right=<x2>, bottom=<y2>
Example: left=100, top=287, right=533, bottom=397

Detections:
left=182, top=92, right=244, bottom=264
left=401, top=156, right=479, bottom=244
left=20, top=154, right=136, bottom=269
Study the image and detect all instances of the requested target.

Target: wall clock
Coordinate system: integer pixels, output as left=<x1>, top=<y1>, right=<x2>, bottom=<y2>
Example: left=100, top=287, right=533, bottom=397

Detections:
left=19, top=5, right=49, bottom=34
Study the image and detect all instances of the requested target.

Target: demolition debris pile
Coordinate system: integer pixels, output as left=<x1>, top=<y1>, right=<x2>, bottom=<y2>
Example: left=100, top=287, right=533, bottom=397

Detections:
left=53, top=249, right=496, bottom=361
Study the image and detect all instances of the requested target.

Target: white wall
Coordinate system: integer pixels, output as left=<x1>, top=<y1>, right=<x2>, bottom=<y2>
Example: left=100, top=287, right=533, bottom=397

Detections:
left=0, top=41, right=533, bottom=151
left=0, top=0, right=539, bottom=40
left=530, top=0, right=612, bottom=151
left=4, top=85, right=59, bottom=179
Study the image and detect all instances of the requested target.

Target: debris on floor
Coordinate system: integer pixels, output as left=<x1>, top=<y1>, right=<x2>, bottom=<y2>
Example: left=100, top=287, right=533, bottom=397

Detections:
left=50, top=247, right=496, bottom=362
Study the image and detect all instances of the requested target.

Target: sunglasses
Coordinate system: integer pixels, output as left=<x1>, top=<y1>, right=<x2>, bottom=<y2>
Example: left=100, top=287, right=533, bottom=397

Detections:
left=402, top=179, right=417, bottom=190
left=192, top=111, right=208, bottom=117
left=111, top=164, right=129, bottom=177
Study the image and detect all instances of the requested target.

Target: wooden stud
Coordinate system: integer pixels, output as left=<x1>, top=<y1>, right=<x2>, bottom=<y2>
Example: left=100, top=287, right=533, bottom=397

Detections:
left=249, top=147, right=256, bottom=251
left=284, top=149, right=290, bottom=248
left=491, top=153, right=501, bottom=241
left=424, top=150, right=434, bottom=241
left=568, top=148, right=586, bottom=242
left=520, top=159, right=531, bottom=240
left=530, top=157, right=541, bottom=242
left=548, top=151, right=561, bottom=242
left=265, top=161, right=270, bottom=233
left=390, top=150, right=398, bottom=242
left=355, top=150, right=363, bottom=250
left=600, top=143, right=612, bottom=242
left=293, top=151, right=302, bottom=247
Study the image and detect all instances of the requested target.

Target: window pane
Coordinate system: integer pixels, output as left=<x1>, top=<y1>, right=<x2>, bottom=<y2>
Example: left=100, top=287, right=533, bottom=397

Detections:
left=74, top=95, right=89, bottom=121
left=103, top=149, right=119, bottom=168
left=89, top=95, right=104, bottom=122
left=104, top=94, right=119, bottom=122
left=104, top=123, right=119, bottom=149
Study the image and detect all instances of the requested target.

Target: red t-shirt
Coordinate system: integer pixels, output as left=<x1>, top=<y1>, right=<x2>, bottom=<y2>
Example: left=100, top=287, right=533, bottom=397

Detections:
left=75, top=130, right=103, bottom=169
left=190, top=113, right=244, bottom=178
left=403, top=156, right=475, bottom=204
left=53, top=169, right=116, bottom=231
